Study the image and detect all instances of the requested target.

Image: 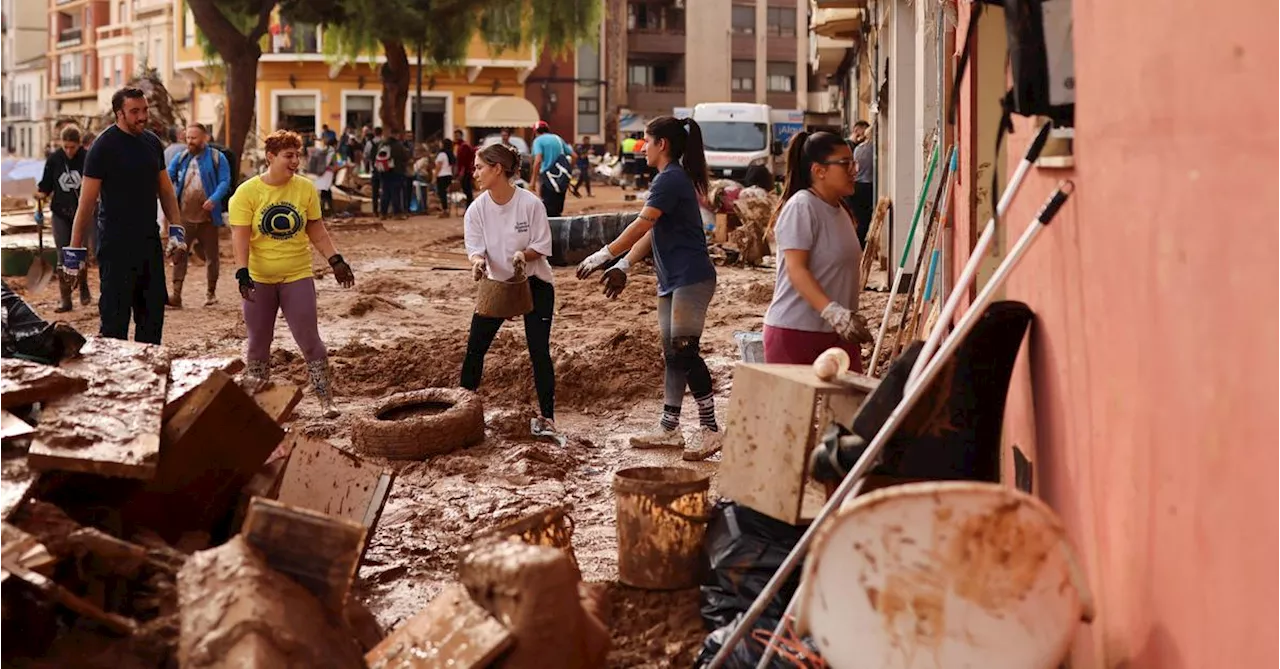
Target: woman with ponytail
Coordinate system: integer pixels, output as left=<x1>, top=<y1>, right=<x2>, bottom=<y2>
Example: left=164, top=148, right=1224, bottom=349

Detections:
left=575, top=115, right=722, bottom=461
left=763, top=130, right=873, bottom=370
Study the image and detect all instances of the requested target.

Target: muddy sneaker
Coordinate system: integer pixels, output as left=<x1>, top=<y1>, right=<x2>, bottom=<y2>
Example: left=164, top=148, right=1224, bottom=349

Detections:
left=683, top=428, right=723, bottom=461
left=204, top=290, right=218, bottom=306
left=630, top=428, right=686, bottom=450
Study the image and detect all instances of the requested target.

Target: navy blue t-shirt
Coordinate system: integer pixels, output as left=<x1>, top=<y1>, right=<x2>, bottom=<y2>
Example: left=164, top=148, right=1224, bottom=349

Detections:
left=83, top=125, right=165, bottom=256
left=645, top=163, right=716, bottom=295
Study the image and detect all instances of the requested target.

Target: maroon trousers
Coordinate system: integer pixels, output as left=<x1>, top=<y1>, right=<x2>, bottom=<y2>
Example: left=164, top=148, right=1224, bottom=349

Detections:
left=763, top=324, right=865, bottom=374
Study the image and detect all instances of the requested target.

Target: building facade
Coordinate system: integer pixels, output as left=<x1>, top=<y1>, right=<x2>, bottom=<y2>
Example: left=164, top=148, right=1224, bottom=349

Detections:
left=4, top=0, right=50, bottom=155
left=94, top=0, right=177, bottom=114
left=48, top=0, right=109, bottom=123
left=522, top=19, right=607, bottom=143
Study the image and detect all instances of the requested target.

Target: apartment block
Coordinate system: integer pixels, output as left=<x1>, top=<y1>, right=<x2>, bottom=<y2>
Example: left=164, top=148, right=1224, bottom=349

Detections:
left=48, top=0, right=109, bottom=120
left=94, top=0, right=177, bottom=113
left=619, top=0, right=809, bottom=126
left=4, top=0, right=51, bottom=155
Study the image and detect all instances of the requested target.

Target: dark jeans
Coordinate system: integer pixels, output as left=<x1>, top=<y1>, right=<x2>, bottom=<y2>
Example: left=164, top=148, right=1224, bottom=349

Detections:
left=379, top=172, right=405, bottom=217
left=98, top=241, right=166, bottom=344
left=574, top=164, right=592, bottom=196
left=851, top=182, right=875, bottom=246
left=436, top=176, right=453, bottom=213
left=539, top=173, right=567, bottom=218
left=320, top=189, right=334, bottom=216
left=460, top=276, right=555, bottom=419
left=460, top=173, right=474, bottom=205
left=371, top=171, right=382, bottom=216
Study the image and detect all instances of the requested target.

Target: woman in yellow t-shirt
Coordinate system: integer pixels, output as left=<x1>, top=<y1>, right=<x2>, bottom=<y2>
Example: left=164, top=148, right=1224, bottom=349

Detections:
left=229, top=130, right=355, bottom=418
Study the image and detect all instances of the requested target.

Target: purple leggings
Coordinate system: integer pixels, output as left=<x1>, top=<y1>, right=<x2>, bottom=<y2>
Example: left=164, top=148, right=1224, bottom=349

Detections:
left=243, top=277, right=327, bottom=362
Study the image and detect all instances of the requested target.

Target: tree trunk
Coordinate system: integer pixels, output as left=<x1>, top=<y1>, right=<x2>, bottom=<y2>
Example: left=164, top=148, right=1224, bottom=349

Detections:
left=379, top=40, right=410, bottom=135
left=223, top=52, right=259, bottom=182
left=604, top=0, right=627, bottom=152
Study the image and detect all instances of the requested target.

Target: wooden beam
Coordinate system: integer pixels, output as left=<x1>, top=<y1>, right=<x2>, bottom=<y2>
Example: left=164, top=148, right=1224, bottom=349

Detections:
left=241, top=497, right=366, bottom=612
left=364, top=583, right=512, bottom=669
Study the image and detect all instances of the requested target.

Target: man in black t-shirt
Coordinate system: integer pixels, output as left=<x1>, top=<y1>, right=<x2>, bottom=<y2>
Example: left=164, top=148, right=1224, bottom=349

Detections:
left=67, top=86, right=182, bottom=345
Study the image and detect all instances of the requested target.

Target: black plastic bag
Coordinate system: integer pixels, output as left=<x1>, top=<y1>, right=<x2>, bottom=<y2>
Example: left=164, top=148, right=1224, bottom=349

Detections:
left=692, top=613, right=823, bottom=669
left=700, top=500, right=806, bottom=631
left=1, top=281, right=85, bottom=364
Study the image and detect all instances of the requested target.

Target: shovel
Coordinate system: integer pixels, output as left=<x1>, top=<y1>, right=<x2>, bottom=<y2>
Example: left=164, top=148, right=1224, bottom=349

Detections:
left=25, top=203, right=55, bottom=295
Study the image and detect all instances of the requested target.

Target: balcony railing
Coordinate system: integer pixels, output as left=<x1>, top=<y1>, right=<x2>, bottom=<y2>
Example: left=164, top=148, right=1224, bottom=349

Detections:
left=57, top=27, right=83, bottom=47
left=627, top=84, right=685, bottom=94
left=56, top=75, right=83, bottom=93
left=7, top=103, right=30, bottom=118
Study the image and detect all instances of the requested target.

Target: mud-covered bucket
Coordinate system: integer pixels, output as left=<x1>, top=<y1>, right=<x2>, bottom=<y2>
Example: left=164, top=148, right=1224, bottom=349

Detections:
left=612, top=466, right=711, bottom=590
left=475, top=275, right=533, bottom=319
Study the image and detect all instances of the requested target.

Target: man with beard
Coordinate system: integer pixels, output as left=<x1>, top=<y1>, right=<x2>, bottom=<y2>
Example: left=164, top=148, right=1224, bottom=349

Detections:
left=66, top=87, right=181, bottom=344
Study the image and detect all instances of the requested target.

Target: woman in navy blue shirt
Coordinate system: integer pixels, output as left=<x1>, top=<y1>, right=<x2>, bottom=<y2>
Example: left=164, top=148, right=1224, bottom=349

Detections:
left=576, top=116, right=721, bottom=460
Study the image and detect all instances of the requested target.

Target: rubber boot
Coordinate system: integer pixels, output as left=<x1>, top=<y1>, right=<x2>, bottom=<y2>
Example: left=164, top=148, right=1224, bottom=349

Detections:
left=77, top=272, right=91, bottom=306
left=167, top=279, right=183, bottom=309
left=240, top=359, right=270, bottom=394
left=306, top=357, right=340, bottom=419
left=54, top=273, right=73, bottom=313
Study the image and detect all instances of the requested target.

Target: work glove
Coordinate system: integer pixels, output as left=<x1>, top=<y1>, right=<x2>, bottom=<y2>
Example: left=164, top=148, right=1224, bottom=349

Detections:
left=576, top=246, right=615, bottom=280
left=821, top=302, right=874, bottom=344
left=471, top=256, right=487, bottom=282
left=601, top=258, right=629, bottom=299
left=60, top=247, right=87, bottom=278
left=166, top=236, right=188, bottom=258
left=511, top=251, right=527, bottom=280
left=329, top=254, right=355, bottom=288
left=236, top=267, right=255, bottom=302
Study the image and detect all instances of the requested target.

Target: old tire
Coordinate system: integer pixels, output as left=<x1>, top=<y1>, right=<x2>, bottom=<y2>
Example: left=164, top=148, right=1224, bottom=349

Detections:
left=548, top=212, right=639, bottom=266
left=350, top=388, right=485, bottom=459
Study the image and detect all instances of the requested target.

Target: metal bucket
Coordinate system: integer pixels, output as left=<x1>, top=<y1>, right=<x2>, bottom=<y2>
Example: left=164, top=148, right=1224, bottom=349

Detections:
left=612, top=466, right=711, bottom=590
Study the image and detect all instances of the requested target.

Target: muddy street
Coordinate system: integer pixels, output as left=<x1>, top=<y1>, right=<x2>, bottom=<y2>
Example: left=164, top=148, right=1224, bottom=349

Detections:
left=10, top=186, right=896, bottom=667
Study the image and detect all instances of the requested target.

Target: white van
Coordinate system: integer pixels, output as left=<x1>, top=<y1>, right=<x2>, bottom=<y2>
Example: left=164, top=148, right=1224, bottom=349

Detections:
left=691, top=103, right=781, bottom=182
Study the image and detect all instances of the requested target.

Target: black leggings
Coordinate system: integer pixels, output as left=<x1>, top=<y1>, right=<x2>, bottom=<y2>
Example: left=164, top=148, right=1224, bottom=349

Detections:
left=436, top=176, right=453, bottom=212
left=460, top=276, right=555, bottom=419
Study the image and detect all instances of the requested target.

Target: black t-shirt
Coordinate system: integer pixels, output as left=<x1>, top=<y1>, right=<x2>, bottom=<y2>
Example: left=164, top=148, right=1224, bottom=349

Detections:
left=83, top=125, right=165, bottom=254
left=37, top=149, right=85, bottom=220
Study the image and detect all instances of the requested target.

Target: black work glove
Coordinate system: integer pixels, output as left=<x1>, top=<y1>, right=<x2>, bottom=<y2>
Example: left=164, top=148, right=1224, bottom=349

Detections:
left=601, top=259, right=629, bottom=300
left=329, top=254, right=355, bottom=288
left=236, top=267, right=255, bottom=302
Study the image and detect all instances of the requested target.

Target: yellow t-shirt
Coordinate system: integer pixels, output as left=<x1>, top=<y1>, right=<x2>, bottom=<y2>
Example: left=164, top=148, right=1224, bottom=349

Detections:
left=228, top=174, right=322, bottom=284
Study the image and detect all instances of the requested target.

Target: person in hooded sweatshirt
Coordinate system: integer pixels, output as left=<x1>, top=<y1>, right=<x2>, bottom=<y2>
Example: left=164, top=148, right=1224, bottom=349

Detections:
left=36, top=126, right=91, bottom=312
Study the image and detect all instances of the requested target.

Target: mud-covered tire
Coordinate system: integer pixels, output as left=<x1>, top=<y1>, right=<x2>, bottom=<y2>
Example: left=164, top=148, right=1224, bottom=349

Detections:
left=350, top=388, right=485, bottom=459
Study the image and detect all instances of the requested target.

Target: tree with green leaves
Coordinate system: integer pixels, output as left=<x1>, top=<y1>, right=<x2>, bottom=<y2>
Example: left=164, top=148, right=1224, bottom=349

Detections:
left=186, top=0, right=599, bottom=167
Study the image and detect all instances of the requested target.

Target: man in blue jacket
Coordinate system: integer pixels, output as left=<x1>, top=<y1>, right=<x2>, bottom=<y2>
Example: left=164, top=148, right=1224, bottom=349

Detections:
left=165, top=123, right=231, bottom=307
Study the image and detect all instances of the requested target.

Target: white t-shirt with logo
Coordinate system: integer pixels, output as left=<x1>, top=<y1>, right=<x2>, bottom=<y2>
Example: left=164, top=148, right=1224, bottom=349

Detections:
left=463, top=188, right=554, bottom=284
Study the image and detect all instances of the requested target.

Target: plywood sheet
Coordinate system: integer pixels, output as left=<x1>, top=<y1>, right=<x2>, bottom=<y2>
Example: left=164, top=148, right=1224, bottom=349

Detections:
left=365, top=583, right=513, bottom=669
left=0, top=358, right=87, bottom=407
left=27, top=338, right=169, bottom=480
left=277, top=435, right=394, bottom=533
left=1, top=410, right=34, bottom=441
left=165, top=357, right=244, bottom=419
left=242, top=497, right=367, bottom=612
left=253, top=382, right=303, bottom=424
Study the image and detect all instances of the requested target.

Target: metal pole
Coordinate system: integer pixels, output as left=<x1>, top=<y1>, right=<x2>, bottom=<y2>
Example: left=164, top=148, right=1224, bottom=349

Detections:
left=707, top=181, right=1075, bottom=669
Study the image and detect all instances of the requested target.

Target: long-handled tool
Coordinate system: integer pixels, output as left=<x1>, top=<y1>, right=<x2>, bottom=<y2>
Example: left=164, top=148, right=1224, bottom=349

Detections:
left=891, top=147, right=959, bottom=359
left=906, top=122, right=1053, bottom=390
left=709, top=181, right=1075, bottom=669
left=25, top=202, right=55, bottom=294
left=867, top=138, right=940, bottom=375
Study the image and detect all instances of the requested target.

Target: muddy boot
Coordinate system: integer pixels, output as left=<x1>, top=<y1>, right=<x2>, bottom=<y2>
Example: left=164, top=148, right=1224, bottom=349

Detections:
left=53, top=274, right=73, bottom=313
left=204, top=281, right=218, bottom=306
left=306, top=357, right=340, bottom=419
left=167, top=280, right=183, bottom=309
left=629, top=427, right=686, bottom=450
left=77, top=273, right=91, bottom=306
left=240, top=359, right=271, bottom=394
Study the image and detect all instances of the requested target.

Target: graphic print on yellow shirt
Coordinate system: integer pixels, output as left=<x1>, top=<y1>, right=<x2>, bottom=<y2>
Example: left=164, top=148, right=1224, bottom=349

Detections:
left=228, top=175, right=321, bottom=284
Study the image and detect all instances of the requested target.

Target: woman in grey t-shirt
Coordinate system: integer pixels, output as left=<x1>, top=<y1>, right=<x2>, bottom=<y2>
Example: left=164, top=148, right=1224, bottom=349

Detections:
left=763, top=131, right=873, bottom=371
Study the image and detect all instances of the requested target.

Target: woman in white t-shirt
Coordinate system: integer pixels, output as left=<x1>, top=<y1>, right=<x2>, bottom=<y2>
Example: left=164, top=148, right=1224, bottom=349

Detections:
left=763, top=131, right=873, bottom=371
left=435, top=138, right=456, bottom=218
left=461, top=142, right=557, bottom=432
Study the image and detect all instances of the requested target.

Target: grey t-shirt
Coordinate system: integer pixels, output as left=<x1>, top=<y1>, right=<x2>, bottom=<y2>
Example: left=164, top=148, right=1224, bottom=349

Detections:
left=764, top=189, right=863, bottom=333
left=853, top=140, right=873, bottom=183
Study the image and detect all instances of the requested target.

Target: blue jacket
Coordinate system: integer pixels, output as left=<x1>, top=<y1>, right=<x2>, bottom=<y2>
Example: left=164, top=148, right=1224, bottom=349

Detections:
left=167, top=147, right=231, bottom=226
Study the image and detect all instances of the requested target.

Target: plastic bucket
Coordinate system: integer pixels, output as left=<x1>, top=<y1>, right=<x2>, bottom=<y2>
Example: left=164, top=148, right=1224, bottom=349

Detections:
left=612, top=466, right=712, bottom=590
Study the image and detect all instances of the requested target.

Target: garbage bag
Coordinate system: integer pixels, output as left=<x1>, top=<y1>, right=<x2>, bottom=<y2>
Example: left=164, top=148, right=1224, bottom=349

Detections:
left=700, top=500, right=806, bottom=630
left=1, top=281, right=85, bottom=364
left=692, top=613, right=823, bottom=669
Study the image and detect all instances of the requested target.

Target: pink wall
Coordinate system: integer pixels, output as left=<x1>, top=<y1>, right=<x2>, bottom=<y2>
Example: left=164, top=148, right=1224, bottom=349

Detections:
left=957, top=1, right=1277, bottom=667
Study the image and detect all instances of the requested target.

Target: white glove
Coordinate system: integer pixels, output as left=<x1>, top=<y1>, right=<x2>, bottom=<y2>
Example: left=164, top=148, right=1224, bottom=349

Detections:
left=166, top=237, right=188, bottom=256
left=511, top=251, right=527, bottom=279
left=471, top=256, right=487, bottom=282
left=576, top=245, right=616, bottom=279
left=821, top=302, right=873, bottom=344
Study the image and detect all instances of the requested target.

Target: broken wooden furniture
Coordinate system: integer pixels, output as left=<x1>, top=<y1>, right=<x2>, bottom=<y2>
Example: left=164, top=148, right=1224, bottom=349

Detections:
left=797, top=481, right=1094, bottom=669
left=719, top=364, right=877, bottom=525
left=0, top=358, right=86, bottom=407
left=365, top=583, right=513, bottom=669
left=241, top=497, right=367, bottom=612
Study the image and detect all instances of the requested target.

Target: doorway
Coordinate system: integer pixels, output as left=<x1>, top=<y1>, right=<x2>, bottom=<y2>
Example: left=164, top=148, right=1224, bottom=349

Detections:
left=409, top=96, right=447, bottom=144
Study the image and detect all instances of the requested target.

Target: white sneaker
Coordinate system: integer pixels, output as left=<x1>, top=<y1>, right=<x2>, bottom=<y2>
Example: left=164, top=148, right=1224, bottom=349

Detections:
left=683, top=427, right=723, bottom=461
left=629, top=428, right=686, bottom=450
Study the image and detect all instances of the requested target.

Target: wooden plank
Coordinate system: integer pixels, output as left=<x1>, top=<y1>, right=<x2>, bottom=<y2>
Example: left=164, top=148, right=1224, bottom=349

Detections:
left=1, top=522, right=55, bottom=579
left=164, top=357, right=244, bottom=419
left=124, top=370, right=283, bottom=541
left=277, top=435, right=395, bottom=538
left=27, top=338, right=169, bottom=480
left=365, top=583, right=513, bottom=669
left=252, top=382, right=303, bottom=424
left=5, top=563, right=136, bottom=635
left=0, top=358, right=87, bottom=407
left=1, top=410, right=34, bottom=441
left=241, top=497, right=366, bottom=612
left=720, top=364, right=820, bottom=524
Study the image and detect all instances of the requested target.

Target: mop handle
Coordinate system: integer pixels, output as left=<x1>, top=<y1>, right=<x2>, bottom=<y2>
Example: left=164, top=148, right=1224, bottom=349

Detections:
left=710, top=182, right=1074, bottom=669
left=867, top=140, right=941, bottom=374
left=907, top=122, right=1053, bottom=388
left=923, top=250, right=940, bottom=301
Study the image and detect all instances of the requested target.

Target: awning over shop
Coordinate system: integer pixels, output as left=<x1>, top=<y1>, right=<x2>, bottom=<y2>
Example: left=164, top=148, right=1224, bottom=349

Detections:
left=812, top=8, right=863, bottom=40
left=464, top=95, right=540, bottom=129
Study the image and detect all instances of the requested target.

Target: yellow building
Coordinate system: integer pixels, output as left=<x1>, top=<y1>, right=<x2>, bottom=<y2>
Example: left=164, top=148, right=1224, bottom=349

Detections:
left=171, top=3, right=543, bottom=146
